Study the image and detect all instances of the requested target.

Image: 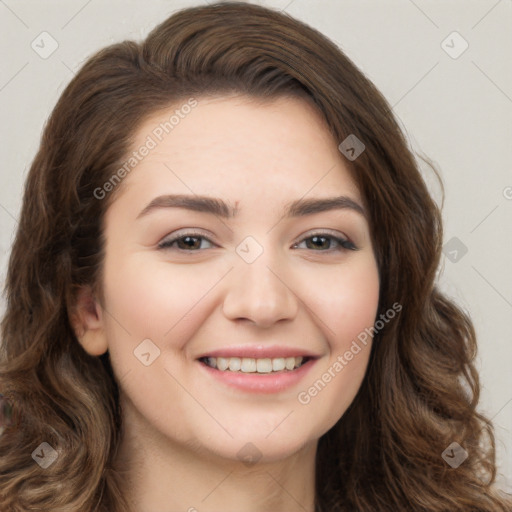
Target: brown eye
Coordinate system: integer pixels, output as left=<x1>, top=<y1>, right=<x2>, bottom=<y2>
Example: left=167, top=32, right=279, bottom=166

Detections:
left=294, top=233, right=357, bottom=252
left=158, top=232, right=215, bottom=251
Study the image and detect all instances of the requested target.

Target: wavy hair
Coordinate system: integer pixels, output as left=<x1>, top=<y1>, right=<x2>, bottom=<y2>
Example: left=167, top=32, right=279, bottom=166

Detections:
left=1, top=2, right=510, bottom=510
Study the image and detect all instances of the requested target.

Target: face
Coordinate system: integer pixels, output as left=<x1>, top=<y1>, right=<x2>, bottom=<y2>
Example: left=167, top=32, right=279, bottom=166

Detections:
left=86, top=95, right=379, bottom=464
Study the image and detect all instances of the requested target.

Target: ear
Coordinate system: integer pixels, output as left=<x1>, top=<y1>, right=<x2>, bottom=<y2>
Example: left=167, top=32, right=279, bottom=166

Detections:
left=70, top=286, right=108, bottom=356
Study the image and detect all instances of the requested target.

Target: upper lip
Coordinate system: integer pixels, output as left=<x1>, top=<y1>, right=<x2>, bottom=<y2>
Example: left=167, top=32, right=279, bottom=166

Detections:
left=196, top=346, right=321, bottom=360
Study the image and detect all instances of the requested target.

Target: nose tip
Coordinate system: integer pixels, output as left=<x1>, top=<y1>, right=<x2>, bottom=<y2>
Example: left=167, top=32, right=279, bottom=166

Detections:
left=222, top=261, right=299, bottom=328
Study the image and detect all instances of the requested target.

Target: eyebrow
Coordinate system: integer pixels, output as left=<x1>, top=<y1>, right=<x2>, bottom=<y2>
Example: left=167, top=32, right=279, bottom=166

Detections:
left=136, top=194, right=365, bottom=220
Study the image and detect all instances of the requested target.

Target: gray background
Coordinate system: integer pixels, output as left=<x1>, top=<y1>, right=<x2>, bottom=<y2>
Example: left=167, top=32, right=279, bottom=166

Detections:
left=1, top=0, right=511, bottom=491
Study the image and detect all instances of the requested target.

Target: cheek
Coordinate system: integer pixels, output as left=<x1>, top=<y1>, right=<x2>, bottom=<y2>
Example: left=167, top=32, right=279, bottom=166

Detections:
left=295, top=254, right=379, bottom=428
left=316, top=255, right=380, bottom=351
left=102, top=255, right=223, bottom=348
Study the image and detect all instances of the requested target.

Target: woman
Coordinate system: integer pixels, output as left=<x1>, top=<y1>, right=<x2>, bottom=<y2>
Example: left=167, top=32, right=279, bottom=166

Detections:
left=1, top=2, right=510, bottom=510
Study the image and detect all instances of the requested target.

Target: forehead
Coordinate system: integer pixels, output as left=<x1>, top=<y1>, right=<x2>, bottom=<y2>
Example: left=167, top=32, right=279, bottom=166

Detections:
left=116, top=94, right=362, bottom=209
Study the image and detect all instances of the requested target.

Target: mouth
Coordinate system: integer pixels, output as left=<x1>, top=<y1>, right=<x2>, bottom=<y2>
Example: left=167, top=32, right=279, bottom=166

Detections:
left=199, top=355, right=310, bottom=374
left=195, top=347, right=319, bottom=393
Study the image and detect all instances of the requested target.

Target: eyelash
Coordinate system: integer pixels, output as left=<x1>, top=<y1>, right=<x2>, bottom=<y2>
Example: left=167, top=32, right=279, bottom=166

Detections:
left=157, top=230, right=357, bottom=253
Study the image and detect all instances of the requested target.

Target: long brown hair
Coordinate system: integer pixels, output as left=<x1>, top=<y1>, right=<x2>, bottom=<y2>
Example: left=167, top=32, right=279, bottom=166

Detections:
left=1, top=2, right=510, bottom=510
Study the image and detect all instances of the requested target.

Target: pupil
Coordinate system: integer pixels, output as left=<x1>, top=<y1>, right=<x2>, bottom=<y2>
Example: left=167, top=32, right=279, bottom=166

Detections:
left=309, top=236, right=328, bottom=250
left=180, top=236, right=199, bottom=249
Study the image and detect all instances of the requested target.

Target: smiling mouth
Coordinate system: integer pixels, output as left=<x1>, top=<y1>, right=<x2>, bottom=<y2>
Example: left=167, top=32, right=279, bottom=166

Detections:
left=199, top=356, right=309, bottom=374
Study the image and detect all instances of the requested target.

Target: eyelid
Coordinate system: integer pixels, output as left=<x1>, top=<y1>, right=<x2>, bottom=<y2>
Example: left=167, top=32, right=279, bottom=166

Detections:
left=158, top=227, right=357, bottom=252
left=158, top=228, right=216, bottom=249
left=293, top=229, right=357, bottom=251
left=296, top=228, right=350, bottom=242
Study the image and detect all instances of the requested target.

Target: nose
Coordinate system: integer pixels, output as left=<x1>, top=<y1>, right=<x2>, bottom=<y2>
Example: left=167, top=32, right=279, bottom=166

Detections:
left=222, top=252, right=299, bottom=328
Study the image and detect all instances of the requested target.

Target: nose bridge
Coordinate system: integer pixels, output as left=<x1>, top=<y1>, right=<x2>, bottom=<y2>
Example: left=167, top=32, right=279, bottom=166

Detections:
left=222, top=237, right=298, bottom=327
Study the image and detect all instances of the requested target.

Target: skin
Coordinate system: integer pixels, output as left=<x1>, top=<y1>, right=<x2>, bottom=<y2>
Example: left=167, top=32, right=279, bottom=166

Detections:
left=74, top=95, right=380, bottom=512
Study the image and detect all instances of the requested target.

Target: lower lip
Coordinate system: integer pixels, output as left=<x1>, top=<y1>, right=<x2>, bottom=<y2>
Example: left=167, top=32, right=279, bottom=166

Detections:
left=197, top=359, right=316, bottom=394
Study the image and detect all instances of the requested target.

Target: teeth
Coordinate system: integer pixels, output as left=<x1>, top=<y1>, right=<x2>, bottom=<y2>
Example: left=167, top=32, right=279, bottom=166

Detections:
left=285, top=357, right=295, bottom=370
left=217, top=357, right=229, bottom=371
left=256, top=358, right=272, bottom=373
left=203, top=356, right=306, bottom=373
left=241, top=358, right=257, bottom=373
left=272, top=358, right=286, bottom=371
left=228, top=357, right=241, bottom=371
